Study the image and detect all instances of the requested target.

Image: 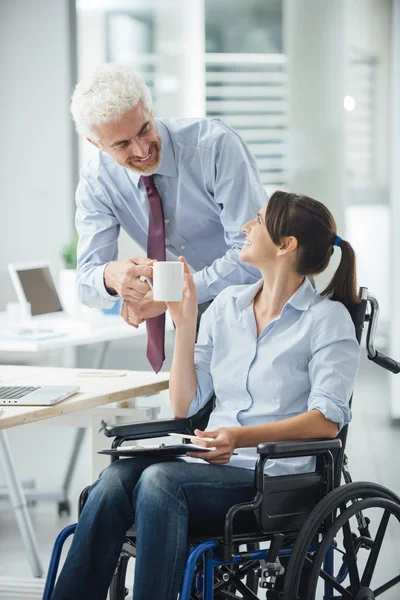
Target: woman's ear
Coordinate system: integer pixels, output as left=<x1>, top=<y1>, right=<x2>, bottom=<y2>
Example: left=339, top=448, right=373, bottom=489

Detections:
left=277, top=236, right=298, bottom=255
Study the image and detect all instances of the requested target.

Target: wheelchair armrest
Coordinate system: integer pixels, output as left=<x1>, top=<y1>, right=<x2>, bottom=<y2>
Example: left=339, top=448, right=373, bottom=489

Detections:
left=103, top=417, right=191, bottom=439
left=222, top=438, right=342, bottom=563
left=257, top=438, right=342, bottom=459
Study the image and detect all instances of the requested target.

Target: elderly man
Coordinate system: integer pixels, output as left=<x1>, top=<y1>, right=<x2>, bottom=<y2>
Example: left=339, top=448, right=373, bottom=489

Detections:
left=71, top=63, right=267, bottom=371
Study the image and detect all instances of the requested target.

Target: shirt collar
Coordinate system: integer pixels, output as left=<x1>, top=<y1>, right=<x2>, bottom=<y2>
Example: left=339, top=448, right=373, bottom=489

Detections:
left=127, top=119, right=178, bottom=188
left=235, top=276, right=316, bottom=313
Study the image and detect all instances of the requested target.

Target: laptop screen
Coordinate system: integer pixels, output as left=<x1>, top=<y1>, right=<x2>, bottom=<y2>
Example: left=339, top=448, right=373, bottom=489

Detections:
left=16, top=267, right=63, bottom=316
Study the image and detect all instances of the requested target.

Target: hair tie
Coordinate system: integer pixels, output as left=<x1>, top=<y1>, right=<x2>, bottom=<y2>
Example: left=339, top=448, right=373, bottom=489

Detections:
left=333, top=236, right=342, bottom=247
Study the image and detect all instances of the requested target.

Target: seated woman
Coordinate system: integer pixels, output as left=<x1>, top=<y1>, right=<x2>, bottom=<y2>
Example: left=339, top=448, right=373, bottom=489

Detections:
left=51, top=191, right=360, bottom=600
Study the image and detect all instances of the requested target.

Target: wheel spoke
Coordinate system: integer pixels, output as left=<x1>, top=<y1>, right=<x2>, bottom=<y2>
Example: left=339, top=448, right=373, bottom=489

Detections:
left=361, top=509, right=390, bottom=587
left=374, top=573, right=400, bottom=596
left=304, top=553, right=353, bottom=599
left=318, top=566, right=354, bottom=599
left=283, top=487, right=400, bottom=600
left=305, top=497, right=400, bottom=600
left=342, top=519, right=361, bottom=590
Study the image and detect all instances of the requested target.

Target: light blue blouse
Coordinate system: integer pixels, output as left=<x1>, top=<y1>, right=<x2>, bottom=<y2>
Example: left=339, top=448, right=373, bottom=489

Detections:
left=187, top=278, right=360, bottom=475
left=75, top=117, right=267, bottom=308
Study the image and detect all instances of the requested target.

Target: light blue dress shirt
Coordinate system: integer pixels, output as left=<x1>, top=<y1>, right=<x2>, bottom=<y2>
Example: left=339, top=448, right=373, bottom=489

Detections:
left=186, top=278, right=360, bottom=475
left=75, top=118, right=267, bottom=307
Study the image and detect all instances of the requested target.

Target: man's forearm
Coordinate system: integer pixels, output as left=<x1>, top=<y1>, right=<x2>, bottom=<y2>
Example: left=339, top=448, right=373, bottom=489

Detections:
left=232, top=410, right=339, bottom=449
left=77, top=263, right=120, bottom=309
left=169, top=324, right=198, bottom=418
left=192, top=249, right=261, bottom=303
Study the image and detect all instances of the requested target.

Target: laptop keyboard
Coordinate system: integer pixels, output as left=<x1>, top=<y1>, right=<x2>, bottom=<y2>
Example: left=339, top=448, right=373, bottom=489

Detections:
left=0, top=386, right=40, bottom=400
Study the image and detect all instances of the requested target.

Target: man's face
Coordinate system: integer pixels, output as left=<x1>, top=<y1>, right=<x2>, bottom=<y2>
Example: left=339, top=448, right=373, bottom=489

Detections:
left=91, top=103, right=162, bottom=175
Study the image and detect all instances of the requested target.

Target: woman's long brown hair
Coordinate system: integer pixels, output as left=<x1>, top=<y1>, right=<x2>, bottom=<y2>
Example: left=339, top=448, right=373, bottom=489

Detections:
left=265, top=191, right=359, bottom=307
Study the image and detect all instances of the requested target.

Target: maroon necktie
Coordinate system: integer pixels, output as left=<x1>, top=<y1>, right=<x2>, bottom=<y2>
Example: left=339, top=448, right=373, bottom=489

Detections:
left=141, top=175, right=166, bottom=373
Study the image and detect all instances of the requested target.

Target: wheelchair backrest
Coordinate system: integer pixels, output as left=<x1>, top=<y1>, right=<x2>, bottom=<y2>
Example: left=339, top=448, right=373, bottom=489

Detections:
left=330, top=290, right=368, bottom=487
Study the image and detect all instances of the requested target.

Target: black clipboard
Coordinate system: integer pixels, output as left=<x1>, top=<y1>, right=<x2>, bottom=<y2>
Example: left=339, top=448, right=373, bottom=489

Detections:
left=98, top=444, right=213, bottom=458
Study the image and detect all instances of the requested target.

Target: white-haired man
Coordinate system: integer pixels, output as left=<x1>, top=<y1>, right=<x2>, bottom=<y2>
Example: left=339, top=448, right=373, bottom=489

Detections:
left=71, top=63, right=267, bottom=371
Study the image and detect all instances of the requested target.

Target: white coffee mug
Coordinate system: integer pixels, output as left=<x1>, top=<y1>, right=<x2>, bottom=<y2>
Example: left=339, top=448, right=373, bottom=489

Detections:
left=146, top=261, right=184, bottom=302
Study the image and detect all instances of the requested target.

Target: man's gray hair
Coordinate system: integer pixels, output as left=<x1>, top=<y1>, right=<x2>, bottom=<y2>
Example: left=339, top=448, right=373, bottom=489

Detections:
left=70, top=63, right=153, bottom=140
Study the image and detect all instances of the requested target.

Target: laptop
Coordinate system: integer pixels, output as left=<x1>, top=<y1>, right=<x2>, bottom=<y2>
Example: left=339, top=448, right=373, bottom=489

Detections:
left=7, top=261, right=92, bottom=331
left=0, top=384, right=80, bottom=406
left=8, top=262, right=63, bottom=317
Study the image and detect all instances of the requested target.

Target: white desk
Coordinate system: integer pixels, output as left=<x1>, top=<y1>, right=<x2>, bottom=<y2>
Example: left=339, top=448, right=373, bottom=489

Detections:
left=0, top=312, right=174, bottom=353
left=0, top=311, right=174, bottom=363
left=0, top=365, right=169, bottom=429
left=0, top=312, right=174, bottom=517
left=0, top=365, right=169, bottom=584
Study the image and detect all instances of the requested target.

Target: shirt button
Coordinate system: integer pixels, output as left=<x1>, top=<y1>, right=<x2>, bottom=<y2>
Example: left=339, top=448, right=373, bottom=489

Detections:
left=180, top=244, right=185, bottom=249
left=165, top=239, right=169, bottom=245
left=165, top=219, right=170, bottom=224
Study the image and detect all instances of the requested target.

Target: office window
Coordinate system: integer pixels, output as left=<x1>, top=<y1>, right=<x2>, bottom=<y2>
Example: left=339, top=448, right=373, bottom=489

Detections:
left=205, top=0, right=286, bottom=192
left=205, top=0, right=282, bottom=54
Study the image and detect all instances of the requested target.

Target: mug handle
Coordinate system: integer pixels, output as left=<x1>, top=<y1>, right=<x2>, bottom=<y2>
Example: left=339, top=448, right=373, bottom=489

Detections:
left=140, top=265, right=153, bottom=290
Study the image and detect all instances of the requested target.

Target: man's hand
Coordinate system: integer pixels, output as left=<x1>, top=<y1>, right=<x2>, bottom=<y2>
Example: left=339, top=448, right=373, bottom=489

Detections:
left=122, top=291, right=167, bottom=327
left=187, top=427, right=239, bottom=464
left=104, top=257, right=153, bottom=303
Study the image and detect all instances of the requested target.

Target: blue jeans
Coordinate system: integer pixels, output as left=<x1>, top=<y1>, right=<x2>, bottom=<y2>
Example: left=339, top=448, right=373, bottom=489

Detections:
left=50, top=457, right=256, bottom=600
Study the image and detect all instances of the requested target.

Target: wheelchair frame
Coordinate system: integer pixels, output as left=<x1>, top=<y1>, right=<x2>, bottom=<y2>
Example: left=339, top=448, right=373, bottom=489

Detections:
left=43, top=288, right=400, bottom=600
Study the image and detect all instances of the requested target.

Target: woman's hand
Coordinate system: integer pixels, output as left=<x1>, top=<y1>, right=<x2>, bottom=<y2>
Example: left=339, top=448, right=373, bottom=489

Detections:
left=187, top=427, right=239, bottom=464
left=166, top=256, right=198, bottom=329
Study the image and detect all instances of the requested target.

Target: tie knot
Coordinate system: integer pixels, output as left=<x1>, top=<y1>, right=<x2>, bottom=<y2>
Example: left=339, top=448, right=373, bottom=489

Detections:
left=141, top=175, right=154, bottom=190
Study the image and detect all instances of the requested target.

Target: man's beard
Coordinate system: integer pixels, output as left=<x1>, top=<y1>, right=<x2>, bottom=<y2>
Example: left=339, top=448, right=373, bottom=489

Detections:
left=124, top=141, right=162, bottom=175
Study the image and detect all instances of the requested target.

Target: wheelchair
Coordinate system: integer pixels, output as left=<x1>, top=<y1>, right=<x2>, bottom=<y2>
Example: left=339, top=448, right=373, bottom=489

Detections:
left=43, top=287, right=400, bottom=600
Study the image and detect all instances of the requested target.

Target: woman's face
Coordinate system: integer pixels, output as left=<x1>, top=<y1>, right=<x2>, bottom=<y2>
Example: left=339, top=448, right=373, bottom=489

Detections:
left=240, top=205, right=277, bottom=267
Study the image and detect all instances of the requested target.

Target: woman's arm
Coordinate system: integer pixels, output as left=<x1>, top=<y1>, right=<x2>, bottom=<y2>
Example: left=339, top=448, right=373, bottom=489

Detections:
left=169, top=322, right=198, bottom=418
left=167, top=258, right=199, bottom=418
left=234, top=409, right=338, bottom=446
left=191, top=410, right=337, bottom=464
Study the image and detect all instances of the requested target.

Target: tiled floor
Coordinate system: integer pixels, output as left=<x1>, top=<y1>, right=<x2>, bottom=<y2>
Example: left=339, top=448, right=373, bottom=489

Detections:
left=1, top=354, right=399, bottom=599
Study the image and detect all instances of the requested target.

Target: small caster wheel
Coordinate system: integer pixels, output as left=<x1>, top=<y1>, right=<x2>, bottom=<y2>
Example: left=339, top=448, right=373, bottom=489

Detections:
left=58, top=499, right=71, bottom=517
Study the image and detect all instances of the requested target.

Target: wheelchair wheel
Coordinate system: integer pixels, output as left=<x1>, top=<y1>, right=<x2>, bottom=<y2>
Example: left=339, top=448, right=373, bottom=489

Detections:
left=283, top=482, right=400, bottom=600
left=109, top=554, right=131, bottom=600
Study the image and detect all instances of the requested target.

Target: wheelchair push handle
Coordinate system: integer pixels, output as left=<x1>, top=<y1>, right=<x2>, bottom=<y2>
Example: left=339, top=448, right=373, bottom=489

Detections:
left=368, top=350, right=400, bottom=374
left=365, top=291, right=400, bottom=374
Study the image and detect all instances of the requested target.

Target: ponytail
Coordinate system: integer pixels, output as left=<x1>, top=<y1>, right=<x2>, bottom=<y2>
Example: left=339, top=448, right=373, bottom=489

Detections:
left=321, top=239, right=359, bottom=307
left=265, top=191, right=359, bottom=308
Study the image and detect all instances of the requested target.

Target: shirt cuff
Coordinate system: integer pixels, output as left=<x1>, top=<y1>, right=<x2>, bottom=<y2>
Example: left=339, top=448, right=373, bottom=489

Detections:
left=192, top=271, right=210, bottom=304
left=93, top=264, right=120, bottom=306
left=308, top=393, right=351, bottom=432
left=186, top=395, right=200, bottom=418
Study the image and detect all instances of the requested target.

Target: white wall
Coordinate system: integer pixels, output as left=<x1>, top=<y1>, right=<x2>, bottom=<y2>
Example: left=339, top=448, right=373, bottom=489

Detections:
left=154, top=0, right=205, bottom=118
left=284, top=0, right=346, bottom=290
left=0, top=0, right=77, bottom=274
left=344, top=0, right=391, bottom=329
left=345, top=0, right=391, bottom=186
left=389, top=0, right=400, bottom=419
left=0, top=0, right=80, bottom=493
left=77, top=7, right=145, bottom=260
